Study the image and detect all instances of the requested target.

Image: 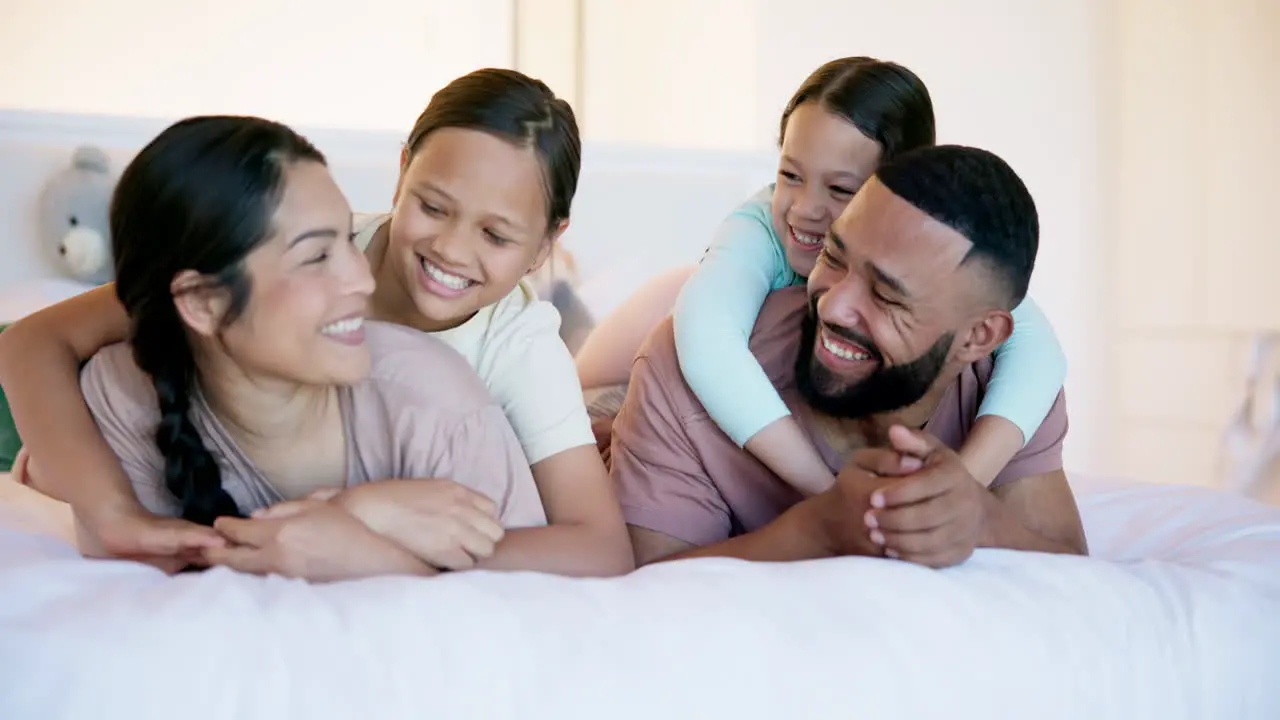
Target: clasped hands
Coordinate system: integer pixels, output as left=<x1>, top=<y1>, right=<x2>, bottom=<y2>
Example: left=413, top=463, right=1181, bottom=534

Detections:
left=806, top=425, right=991, bottom=569
left=203, top=479, right=505, bottom=581
left=66, top=478, right=505, bottom=582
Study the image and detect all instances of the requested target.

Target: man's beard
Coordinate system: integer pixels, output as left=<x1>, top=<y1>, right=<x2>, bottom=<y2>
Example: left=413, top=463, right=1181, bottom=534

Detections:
left=795, top=297, right=953, bottom=420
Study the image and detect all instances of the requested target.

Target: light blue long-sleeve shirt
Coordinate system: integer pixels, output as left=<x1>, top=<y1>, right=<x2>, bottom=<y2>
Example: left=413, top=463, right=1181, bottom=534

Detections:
left=672, top=186, right=1067, bottom=448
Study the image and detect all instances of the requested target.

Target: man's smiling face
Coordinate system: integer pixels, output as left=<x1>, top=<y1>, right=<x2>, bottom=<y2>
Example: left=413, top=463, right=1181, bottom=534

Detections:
left=796, top=177, right=987, bottom=418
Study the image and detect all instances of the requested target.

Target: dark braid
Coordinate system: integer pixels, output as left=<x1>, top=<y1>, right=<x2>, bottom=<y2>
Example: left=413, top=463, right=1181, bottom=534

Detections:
left=110, top=115, right=325, bottom=525
left=130, top=303, right=239, bottom=525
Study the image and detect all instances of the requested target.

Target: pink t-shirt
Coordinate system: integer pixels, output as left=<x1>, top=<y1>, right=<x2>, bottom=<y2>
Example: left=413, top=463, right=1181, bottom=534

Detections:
left=609, top=286, right=1068, bottom=547
left=80, top=321, right=547, bottom=528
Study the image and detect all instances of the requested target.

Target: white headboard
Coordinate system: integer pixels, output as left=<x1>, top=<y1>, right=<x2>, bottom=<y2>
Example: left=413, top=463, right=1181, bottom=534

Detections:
left=0, top=109, right=777, bottom=319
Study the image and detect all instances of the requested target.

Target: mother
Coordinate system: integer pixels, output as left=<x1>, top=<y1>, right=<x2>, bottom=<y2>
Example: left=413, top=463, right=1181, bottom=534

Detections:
left=0, top=69, right=632, bottom=577
left=20, top=114, right=547, bottom=580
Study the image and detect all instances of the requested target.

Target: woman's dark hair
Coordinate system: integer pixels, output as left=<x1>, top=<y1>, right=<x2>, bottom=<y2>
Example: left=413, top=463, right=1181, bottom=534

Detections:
left=779, top=57, right=936, bottom=163
left=404, top=68, right=580, bottom=233
left=111, top=115, right=325, bottom=526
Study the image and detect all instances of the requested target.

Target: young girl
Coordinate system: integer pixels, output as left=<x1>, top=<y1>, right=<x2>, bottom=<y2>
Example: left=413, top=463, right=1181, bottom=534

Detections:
left=17, top=114, right=548, bottom=580
left=0, top=69, right=633, bottom=577
left=587, top=57, right=1068, bottom=494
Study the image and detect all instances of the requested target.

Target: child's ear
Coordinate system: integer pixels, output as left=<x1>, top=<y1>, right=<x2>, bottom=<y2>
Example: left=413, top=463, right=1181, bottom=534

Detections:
left=524, top=220, right=570, bottom=277
left=548, top=218, right=569, bottom=244
left=954, top=309, right=1014, bottom=364
left=170, top=270, right=229, bottom=338
left=391, top=145, right=410, bottom=206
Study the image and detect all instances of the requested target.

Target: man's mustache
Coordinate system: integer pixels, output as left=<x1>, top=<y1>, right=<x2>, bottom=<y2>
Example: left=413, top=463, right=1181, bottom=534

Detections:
left=808, top=293, right=884, bottom=364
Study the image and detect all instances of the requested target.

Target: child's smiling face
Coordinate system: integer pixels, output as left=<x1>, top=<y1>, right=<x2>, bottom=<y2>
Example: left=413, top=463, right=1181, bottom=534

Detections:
left=771, top=102, right=882, bottom=278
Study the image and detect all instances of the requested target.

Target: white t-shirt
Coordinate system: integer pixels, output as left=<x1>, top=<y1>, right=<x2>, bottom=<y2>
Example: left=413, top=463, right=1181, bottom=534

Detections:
left=354, top=213, right=595, bottom=465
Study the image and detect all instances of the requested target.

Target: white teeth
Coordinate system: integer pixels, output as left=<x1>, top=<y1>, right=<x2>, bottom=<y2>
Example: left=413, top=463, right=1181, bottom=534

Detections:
left=822, top=331, right=870, bottom=361
left=321, top=317, right=364, bottom=336
left=421, top=257, right=473, bottom=290
left=790, top=226, right=823, bottom=246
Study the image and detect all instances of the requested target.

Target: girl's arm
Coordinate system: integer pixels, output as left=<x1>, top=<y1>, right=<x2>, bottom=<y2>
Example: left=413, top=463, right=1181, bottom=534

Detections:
left=673, top=192, right=834, bottom=496
left=478, top=443, right=634, bottom=576
left=959, top=296, right=1068, bottom=486
left=476, top=299, right=636, bottom=576
left=0, top=284, right=222, bottom=557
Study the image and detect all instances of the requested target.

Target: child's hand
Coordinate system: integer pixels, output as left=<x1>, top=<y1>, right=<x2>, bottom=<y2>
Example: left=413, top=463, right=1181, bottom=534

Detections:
left=17, top=446, right=223, bottom=571
left=745, top=417, right=837, bottom=496
left=74, top=503, right=226, bottom=573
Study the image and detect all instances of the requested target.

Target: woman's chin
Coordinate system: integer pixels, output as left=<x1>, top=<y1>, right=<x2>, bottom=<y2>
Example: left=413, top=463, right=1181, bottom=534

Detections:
left=312, top=348, right=372, bottom=386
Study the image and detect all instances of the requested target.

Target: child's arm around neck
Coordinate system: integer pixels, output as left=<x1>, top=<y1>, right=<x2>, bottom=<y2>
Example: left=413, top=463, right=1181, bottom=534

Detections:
left=673, top=187, right=835, bottom=496
left=0, top=284, right=222, bottom=561
left=962, top=296, right=1068, bottom=486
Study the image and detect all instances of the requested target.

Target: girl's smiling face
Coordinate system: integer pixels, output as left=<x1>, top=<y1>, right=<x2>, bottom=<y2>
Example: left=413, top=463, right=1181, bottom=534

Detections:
left=771, top=102, right=883, bottom=279
left=384, top=127, right=558, bottom=332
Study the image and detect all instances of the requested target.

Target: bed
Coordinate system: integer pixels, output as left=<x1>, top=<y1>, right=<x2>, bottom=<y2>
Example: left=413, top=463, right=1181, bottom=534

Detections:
left=1, top=472, right=1277, bottom=719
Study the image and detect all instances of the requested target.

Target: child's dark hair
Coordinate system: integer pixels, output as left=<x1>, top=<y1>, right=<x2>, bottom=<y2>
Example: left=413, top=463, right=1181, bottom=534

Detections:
left=404, top=68, right=580, bottom=233
left=111, top=115, right=325, bottom=526
left=780, top=57, right=936, bottom=162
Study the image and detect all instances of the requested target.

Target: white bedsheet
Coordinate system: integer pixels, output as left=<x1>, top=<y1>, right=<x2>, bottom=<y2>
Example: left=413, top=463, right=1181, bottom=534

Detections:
left=1, top=473, right=1278, bottom=720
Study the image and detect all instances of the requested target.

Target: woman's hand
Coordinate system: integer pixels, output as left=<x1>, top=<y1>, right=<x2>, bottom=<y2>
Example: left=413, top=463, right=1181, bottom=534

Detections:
left=206, top=499, right=433, bottom=582
left=254, top=479, right=505, bottom=571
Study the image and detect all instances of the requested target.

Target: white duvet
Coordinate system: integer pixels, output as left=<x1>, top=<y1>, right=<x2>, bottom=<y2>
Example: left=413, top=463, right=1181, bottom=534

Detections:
left=1, top=473, right=1278, bottom=720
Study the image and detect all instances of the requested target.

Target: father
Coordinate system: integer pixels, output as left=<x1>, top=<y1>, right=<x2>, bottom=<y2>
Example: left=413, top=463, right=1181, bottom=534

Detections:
left=608, top=144, right=1087, bottom=567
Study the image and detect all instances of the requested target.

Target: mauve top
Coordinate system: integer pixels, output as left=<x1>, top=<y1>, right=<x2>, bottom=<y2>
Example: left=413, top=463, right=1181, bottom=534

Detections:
left=80, top=320, right=547, bottom=528
left=608, top=286, right=1068, bottom=547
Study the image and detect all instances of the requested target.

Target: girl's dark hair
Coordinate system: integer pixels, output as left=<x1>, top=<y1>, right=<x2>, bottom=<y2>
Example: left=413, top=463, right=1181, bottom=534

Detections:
left=404, top=68, right=580, bottom=233
left=110, top=115, right=325, bottom=526
left=780, top=57, right=936, bottom=163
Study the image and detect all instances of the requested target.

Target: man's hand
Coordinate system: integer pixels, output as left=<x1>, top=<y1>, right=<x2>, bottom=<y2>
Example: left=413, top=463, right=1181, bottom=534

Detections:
left=861, top=425, right=988, bottom=568
left=206, top=499, right=432, bottom=582
left=802, top=443, right=922, bottom=558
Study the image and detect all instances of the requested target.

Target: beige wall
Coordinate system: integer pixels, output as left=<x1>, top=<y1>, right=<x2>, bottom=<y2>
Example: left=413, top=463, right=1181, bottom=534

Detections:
left=1108, top=0, right=1280, bottom=486
left=566, top=0, right=1112, bottom=475
left=0, top=0, right=514, bottom=130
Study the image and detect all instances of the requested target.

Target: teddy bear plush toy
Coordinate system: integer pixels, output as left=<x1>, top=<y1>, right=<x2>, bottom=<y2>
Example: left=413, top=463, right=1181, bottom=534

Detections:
left=38, top=145, right=117, bottom=285
left=0, top=145, right=117, bottom=471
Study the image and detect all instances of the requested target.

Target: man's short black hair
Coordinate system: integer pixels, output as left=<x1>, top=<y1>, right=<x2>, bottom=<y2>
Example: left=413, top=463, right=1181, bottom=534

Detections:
left=874, top=144, right=1038, bottom=307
